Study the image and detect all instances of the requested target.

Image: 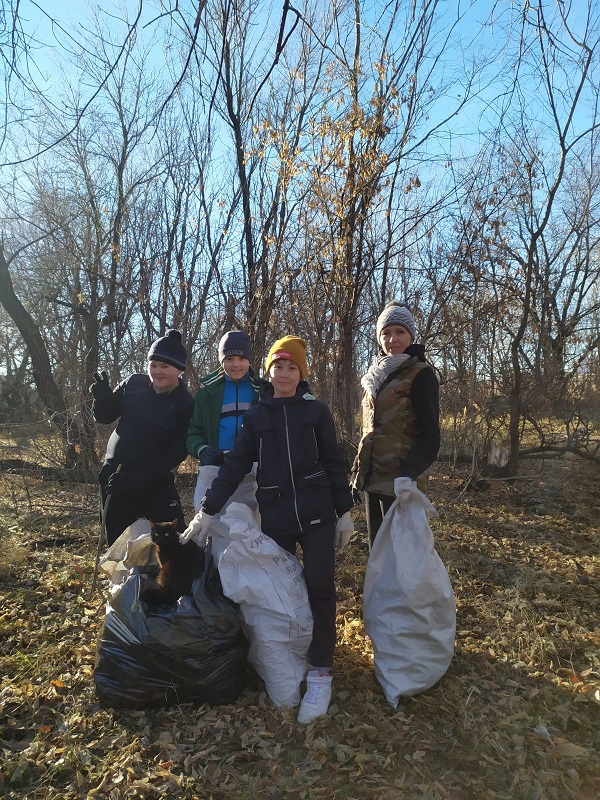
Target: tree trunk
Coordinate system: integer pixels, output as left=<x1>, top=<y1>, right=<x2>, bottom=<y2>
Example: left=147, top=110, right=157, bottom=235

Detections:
left=335, top=316, right=358, bottom=463
left=0, top=246, right=95, bottom=475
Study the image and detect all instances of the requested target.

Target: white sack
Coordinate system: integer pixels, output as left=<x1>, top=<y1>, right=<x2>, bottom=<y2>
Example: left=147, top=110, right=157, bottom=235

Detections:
left=193, top=463, right=260, bottom=560
left=217, top=502, right=313, bottom=708
left=194, top=462, right=260, bottom=562
left=193, top=463, right=258, bottom=516
left=363, top=477, right=456, bottom=707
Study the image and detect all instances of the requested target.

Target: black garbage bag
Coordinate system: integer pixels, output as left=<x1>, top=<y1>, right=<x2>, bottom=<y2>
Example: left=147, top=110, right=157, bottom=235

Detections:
left=94, top=545, right=248, bottom=709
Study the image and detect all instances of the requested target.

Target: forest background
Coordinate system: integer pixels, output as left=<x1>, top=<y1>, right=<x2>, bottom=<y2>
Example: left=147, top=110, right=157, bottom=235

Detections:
left=0, top=4, right=599, bottom=799
left=0, top=0, right=600, bottom=476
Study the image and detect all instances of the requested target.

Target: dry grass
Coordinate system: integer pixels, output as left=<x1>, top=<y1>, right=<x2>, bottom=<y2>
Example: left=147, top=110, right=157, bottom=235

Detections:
left=0, top=457, right=599, bottom=799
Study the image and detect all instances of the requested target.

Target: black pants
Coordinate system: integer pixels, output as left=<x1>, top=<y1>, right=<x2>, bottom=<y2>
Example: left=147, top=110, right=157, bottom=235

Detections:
left=365, top=491, right=394, bottom=549
left=270, top=523, right=336, bottom=669
left=100, top=475, right=185, bottom=546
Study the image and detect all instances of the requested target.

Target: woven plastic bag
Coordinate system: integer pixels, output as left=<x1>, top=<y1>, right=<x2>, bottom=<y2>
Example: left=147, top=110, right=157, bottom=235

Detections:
left=94, top=541, right=248, bottom=709
left=216, top=502, right=313, bottom=707
left=193, top=463, right=260, bottom=561
left=363, top=477, right=456, bottom=707
left=193, top=463, right=258, bottom=517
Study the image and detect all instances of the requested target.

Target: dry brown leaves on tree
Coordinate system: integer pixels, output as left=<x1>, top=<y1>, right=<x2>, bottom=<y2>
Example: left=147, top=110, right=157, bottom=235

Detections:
left=0, top=457, right=599, bottom=799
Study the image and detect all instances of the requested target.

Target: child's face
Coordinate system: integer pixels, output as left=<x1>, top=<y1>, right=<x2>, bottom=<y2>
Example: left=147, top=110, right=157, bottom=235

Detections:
left=222, top=355, right=251, bottom=382
left=148, top=360, right=181, bottom=392
left=380, top=324, right=412, bottom=356
left=269, top=358, right=300, bottom=398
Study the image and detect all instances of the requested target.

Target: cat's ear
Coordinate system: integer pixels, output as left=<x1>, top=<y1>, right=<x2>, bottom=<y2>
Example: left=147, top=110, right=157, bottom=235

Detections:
left=170, top=519, right=178, bottom=527
left=149, top=520, right=157, bottom=532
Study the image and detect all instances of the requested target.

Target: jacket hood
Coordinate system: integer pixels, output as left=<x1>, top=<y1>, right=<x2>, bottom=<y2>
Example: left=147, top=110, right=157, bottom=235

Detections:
left=259, top=379, right=312, bottom=403
left=404, top=343, right=426, bottom=362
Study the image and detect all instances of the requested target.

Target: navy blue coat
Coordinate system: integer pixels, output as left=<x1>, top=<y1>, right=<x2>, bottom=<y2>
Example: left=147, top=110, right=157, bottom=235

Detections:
left=93, top=373, right=194, bottom=486
left=202, top=382, right=353, bottom=537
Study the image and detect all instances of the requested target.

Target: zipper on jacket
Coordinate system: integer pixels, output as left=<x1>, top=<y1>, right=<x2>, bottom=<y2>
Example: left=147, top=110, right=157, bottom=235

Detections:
left=283, top=405, right=302, bottom=531
left=304, top=431, right=324, bottom=479
left=312, top=429, right=319, bottom=457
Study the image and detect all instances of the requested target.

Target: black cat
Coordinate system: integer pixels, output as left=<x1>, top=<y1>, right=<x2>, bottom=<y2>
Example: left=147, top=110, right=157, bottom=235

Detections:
left=139, top=519, right=205, bottom=606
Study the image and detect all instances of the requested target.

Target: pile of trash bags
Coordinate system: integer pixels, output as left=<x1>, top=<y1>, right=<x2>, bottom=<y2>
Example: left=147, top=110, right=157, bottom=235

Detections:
left=94, top=535, right=248, bottom=709
left=94, top=479, right=456, bottom=711
left=93, top=504, right=313, bottom=710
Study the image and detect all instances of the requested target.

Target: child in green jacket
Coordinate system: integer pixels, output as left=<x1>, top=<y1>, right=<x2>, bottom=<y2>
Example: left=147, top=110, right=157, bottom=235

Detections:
left=186, top=331, right=261, bottom=511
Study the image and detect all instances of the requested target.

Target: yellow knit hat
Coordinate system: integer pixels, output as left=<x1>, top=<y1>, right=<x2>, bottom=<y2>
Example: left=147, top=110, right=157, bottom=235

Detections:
left=264, top=336, right=308, bottom=380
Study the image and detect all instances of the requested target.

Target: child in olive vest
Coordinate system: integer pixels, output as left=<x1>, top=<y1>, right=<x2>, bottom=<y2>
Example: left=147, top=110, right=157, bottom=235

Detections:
left=352, top=303, right=440, bottom=547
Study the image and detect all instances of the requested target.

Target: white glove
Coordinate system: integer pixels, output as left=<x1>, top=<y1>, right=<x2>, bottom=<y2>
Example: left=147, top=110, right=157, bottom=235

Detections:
left=179, top=509, right=214, bottom=544
left=334, top=510, right=354, bottom=553
left=394, top=476, right=418, bottom=505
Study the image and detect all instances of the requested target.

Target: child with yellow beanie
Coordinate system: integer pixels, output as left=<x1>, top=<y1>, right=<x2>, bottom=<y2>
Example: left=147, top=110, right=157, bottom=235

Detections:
left=187, top=334, right=354, bottom=723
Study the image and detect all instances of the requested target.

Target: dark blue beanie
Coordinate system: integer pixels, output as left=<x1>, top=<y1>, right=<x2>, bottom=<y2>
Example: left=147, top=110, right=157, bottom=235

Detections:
left=148, top=329, right=187, bottom=370
left=218, top=330, right=253, bottom=363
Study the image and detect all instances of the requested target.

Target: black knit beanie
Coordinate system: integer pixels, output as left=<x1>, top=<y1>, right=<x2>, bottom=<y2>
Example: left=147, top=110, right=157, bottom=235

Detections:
left=148, top=329, right=187, bottom=370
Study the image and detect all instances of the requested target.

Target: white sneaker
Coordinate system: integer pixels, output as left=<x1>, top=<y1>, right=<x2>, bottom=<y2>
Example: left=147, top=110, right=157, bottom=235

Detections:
left=297, top=674, right=332, bottom=724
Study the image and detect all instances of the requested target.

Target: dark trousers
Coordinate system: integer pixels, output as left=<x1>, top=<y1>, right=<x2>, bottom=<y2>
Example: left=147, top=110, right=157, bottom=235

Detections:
left=270, top=523, right=336, bottom=669
left=365, top=491, right=394, bottom=549
left=100, top=475, right=185, bottom=546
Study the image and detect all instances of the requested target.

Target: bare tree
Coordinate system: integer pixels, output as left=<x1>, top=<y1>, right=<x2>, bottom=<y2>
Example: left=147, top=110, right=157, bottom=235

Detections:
left=0, top=245, right=88, bottom=468
left=494, top=1, right=600, bottom=472
left=286, top=0, right=487, bottom=442
left=0, top=9, right=172, bottom=468
left=186, top=0, right=334, bottom=365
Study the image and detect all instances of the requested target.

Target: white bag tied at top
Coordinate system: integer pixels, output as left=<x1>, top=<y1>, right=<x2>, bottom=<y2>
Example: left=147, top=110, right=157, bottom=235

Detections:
left=217, top=502, right=313, bottom=708
left=363, top=477, right=456, bottom=707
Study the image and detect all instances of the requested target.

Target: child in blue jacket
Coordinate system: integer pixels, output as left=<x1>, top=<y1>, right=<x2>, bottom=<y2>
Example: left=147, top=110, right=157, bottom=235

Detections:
left=186, top=330, right=261, bottom=511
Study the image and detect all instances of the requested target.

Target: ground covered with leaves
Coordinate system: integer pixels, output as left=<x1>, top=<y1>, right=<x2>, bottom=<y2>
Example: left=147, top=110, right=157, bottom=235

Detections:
left=0, top=457, right=599, bottom=799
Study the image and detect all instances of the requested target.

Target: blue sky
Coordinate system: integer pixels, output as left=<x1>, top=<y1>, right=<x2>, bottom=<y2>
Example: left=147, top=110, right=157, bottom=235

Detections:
left=8, top=0, right=598, bottom=171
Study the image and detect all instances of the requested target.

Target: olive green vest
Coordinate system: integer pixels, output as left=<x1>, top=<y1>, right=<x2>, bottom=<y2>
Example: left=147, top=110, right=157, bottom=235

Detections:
left=355, top=359, right=431, bottom=495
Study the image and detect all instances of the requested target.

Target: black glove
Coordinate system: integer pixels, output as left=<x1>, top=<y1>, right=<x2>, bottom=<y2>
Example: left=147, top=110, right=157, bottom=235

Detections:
left=90, top=370, right=112, bottom=400
left=198, top=446, right=225, bottom=466
left=106, top=471, right=139, bottom=495
left=98, top=463, right=114, bottom=485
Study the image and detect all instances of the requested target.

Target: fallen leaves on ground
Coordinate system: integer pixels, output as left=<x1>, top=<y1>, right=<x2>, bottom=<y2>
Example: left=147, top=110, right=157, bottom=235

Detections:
left=0, top=458, right=599, bottom=799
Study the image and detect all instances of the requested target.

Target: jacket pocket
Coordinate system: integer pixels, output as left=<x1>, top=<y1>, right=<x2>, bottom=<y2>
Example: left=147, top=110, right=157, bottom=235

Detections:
left=304, top=469, right=332, bottom=487
left=256, top=485, right=281, bottom=503
left=298, top=469, right=336, bottom=529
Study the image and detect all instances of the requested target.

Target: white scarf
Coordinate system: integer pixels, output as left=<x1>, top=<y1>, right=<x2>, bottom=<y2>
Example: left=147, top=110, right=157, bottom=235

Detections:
left=361, top=353, right=411, bottom=398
